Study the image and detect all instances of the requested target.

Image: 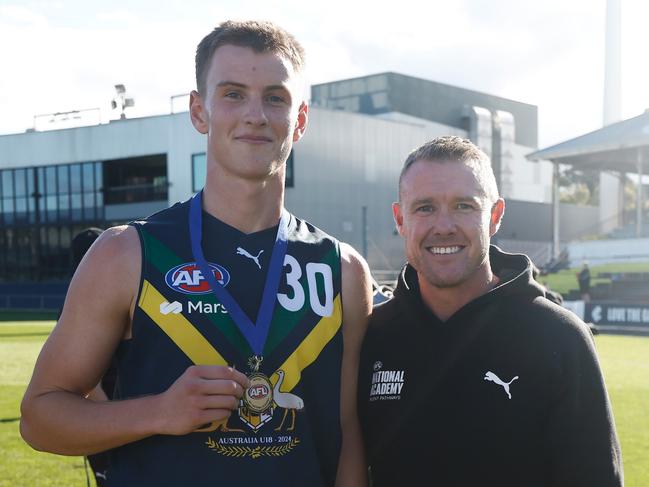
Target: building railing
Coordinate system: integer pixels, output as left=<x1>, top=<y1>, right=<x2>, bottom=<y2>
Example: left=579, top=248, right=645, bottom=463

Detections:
left=103, top=183, right=167, bottom=204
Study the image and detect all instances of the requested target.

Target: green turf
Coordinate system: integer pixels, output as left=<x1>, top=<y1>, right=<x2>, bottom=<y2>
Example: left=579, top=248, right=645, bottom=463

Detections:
left=542, top=262, right=649, bottom=296
left=0, top=322, right=91, bottom=487
left=595, top=335, right=649, bottom=484
left=0, top=323, right=647, bottom=485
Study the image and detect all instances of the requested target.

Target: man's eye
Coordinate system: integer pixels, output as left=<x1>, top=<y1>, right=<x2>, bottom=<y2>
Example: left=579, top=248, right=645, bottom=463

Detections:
left=456, top=203, right=474, bottom=210
left=416, top=205, right=433, bottom=213
left=224, top=91, right=242, bottom=99
left=267, top=95, right=286, bottom=104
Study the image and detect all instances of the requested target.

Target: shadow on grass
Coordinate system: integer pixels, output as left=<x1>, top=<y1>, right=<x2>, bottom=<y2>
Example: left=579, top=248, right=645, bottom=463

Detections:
left=0, top=417, right=20, bottom=423
left=0, top=311, right=58, bottom=322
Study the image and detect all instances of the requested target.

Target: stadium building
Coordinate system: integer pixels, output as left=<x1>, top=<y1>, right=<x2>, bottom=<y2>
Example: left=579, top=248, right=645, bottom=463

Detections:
left=0, top=72, right=599, bottom=309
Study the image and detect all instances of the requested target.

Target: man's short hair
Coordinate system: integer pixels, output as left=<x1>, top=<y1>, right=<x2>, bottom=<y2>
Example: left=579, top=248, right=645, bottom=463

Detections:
left=195, top=20, right=306, bottom=95
left=399, top=136, right=500, bottom=202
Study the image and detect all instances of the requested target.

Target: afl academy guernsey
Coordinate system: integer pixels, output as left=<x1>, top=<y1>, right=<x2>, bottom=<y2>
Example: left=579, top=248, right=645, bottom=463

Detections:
left=107, top=199, right=344, bottom=487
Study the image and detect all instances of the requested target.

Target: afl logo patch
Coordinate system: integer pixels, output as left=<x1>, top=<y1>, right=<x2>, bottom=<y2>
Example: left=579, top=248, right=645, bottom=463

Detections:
left=164, top=262, right=230, bottom=295
left=243, top=373, right=274, bottom=415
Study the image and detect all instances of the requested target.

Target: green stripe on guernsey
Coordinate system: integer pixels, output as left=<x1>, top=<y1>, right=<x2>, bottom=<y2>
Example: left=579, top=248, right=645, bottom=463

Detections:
left=139, top=228, right=340, bottom=358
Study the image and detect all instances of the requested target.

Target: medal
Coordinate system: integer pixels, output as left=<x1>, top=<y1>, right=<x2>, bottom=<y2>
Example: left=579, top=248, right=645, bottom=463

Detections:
left=189, top=192, right=289, bottom=408
left=242, top=355, right=273, bottom=414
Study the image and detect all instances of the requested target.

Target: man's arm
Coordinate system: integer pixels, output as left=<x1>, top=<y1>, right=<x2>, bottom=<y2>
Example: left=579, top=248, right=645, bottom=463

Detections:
left=335, top=242, right=372, bottom=487
left=20, top=225, right=248, bottom=456
left=544, top=317, right=623, bottom=486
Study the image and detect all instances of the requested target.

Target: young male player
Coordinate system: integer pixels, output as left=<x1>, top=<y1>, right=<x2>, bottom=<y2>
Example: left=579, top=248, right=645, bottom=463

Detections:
left=358, top=136, right=622, bottom=486
left=21, top=21, right=371, bottom=487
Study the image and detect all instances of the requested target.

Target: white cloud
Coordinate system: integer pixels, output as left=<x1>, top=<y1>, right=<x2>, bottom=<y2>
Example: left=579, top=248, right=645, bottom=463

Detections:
left=0, top=4, right=48, bottom=27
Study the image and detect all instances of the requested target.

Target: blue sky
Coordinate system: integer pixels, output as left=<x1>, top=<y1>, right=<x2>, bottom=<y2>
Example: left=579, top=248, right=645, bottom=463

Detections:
left=1, top=0, right=648, bottom=147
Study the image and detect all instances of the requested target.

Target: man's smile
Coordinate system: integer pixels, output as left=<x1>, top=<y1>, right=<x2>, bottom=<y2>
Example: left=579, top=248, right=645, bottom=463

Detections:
left=425, top=245, right=463, bottom=255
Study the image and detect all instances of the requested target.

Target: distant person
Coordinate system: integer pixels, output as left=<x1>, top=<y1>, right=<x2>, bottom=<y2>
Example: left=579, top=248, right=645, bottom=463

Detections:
left=358, top=136, right=622, bottom=487
left=20, top=20, right=371, bottom=487
left=578, top=262, right=592, bottom=302
left=70, top=227, right=103, bottom=275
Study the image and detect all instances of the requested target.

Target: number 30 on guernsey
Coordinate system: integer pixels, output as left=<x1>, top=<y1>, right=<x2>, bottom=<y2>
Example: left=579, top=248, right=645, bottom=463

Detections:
left=277, top=255, right=334, bottom=317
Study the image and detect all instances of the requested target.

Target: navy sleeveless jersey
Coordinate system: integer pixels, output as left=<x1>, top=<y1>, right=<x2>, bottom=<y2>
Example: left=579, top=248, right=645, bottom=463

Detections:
left=107, top=199, right=344, bottom=486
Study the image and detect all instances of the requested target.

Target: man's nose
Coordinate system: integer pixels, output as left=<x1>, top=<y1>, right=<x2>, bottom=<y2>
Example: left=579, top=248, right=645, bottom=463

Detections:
left=243, top=97, right=268, bottom=126
left=433, top=208, right=457, bottom=234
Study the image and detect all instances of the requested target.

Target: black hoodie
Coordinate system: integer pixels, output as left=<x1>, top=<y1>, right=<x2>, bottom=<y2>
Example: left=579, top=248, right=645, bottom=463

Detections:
left=359, top=246, right=622, bottom=487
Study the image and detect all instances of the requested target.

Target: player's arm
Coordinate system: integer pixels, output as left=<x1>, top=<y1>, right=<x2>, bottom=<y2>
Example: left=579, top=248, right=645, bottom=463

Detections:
left=544, top=318, right=623, bottom=486
left=335, top=242, right=372, bottom=487
left=20, top=226, right=248, bottom=456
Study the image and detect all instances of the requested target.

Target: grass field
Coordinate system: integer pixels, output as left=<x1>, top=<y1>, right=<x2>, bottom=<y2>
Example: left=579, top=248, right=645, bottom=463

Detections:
left=1, top=322, right=648, bottom=486
left=542, top=262, right=649, bottom=296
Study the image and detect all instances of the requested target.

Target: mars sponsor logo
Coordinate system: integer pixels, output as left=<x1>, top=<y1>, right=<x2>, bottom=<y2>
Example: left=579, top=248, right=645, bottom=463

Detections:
left=369, top=361, right=405, bottom=401
left=159, top=300, right=228, bottom=315
left=165, top=262, right=230, bottom=295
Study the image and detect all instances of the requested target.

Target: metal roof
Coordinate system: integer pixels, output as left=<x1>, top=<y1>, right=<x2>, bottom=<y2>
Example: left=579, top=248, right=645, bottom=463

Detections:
left=526, top=110, right=649, bottom=172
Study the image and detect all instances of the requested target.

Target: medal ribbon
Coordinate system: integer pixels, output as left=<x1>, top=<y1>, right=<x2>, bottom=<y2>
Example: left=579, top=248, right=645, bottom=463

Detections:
left=189, top=191, right=289, bottom=357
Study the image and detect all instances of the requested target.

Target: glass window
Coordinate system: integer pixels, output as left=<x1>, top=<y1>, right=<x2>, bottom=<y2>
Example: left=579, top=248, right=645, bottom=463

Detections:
left=83, top=163, right=95, bottom=192
left=95, top=162, right=102, bottom=190
left=192, top=153, right=207, bottom=192
left=83, top=193, right=96, bottom=220
left=15, top=197, right=27, bottom=218
left=3, top=199, right=14, bottom=224
left=2, top=170, right=13, bottom=198
left=38, top=193, right=46, bottom=217
left=70, top=164, right=82, bottom=193
left=371, top=92, right=388, bottom=110
left=15, top=169, right=26, bottom=197
left=45, top=166, right=57, bottom=195
left=27, top=168, right=35, bottom=195
left=57, top=165, right=69, bottom=194
left=37, top=167, right=45, bottom=195
left=71, top=194, right=82, bottom=221
left=58, top=194, right=70, bottom=220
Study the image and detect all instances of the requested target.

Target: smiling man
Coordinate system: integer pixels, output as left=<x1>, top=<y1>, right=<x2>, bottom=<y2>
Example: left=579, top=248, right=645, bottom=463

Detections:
left=20, top=21, right=371, bottom=486
left=358, top=136, right=622, bottom=486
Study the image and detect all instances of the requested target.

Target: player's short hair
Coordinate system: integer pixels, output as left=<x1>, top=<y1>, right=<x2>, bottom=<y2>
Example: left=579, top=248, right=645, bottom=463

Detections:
left=195, top=20, right=306, bottom=95
left=398, top=136, right=500, bottom=202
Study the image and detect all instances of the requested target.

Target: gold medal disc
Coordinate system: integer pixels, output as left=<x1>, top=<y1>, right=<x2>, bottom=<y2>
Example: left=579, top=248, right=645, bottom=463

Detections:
left=243, top=373, right=274, bottom=414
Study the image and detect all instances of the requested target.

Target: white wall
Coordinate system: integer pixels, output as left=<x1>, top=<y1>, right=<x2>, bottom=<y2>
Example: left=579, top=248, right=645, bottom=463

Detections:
left=568, top=237, right=649, bottom=266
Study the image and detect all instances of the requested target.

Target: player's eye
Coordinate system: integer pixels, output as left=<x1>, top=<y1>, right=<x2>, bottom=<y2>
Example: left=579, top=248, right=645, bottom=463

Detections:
left=415, top=205, right=434, bottom=213
left=224, top=91, right=243, bottom=100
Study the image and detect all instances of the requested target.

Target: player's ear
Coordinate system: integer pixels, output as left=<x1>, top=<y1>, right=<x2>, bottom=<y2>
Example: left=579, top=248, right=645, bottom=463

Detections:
left=190, top=90, right=209, bottom=135
left=489, top=198, right=505, bottom=236
left=392, top=202, right=405, bottom=236
left=292, top=102, right=308, bottom=142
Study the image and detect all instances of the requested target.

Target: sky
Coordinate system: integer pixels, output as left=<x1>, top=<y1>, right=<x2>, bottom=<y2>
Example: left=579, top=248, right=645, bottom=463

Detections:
left=1, top=0, right=648, bottom=147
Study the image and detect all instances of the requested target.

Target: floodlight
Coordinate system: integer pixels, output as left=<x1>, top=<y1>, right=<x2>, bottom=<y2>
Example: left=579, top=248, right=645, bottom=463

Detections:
left=115, top=84, right=126, bottom=94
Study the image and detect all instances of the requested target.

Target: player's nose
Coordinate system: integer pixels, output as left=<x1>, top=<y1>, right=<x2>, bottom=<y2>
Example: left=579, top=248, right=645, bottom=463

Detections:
left=243, top=96, right=268, bottom=126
